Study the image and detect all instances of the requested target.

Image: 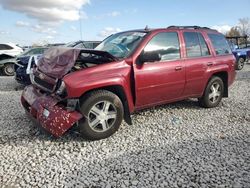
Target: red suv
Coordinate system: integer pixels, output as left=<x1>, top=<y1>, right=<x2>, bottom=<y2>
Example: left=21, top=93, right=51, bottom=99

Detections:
left=21, top=26, right=236, bottom=140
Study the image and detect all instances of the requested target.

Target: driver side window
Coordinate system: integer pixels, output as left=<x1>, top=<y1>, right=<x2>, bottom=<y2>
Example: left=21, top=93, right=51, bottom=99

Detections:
left=144, top=32, right=180, bottom=61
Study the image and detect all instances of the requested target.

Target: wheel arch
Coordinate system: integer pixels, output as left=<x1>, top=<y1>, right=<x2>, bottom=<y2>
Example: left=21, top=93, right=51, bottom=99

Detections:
left=79, top=85, right=132, bottom=125
left=238, top=55, right=246, bottom=61
left=209, top=71, right=228, bottom=97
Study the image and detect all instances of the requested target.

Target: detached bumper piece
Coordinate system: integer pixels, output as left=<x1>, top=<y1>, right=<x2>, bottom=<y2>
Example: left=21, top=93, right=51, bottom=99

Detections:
left=21, top=86, right=83, bottom=137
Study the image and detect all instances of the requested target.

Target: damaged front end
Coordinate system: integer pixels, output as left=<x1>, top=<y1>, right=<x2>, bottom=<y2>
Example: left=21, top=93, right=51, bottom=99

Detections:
left=21, top=86, right=83, bottom=137
left=21, top=47, right=116, bottom=137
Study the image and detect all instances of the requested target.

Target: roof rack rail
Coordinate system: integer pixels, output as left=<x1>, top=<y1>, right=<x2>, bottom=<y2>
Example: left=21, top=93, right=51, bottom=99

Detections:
left=167, top=26, right=212, bottom=30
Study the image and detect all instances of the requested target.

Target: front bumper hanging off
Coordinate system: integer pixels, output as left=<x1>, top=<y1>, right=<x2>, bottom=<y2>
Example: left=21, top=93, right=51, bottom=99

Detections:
left=21, top=85, right=83, bottom=137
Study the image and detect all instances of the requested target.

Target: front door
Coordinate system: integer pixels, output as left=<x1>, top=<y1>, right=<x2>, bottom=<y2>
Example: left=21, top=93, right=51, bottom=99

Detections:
left=133, top=32, right=185, bottom=109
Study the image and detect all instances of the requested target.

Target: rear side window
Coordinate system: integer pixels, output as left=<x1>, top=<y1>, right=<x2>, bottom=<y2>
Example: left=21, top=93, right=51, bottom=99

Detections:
left=184, top=32, right=210, bottom=57
left=0, top=44, right=13, bottom=50
left=144, top=32, right=180, bottom=61
left=208, top=33, right=231, bottom=55
left=198, top=33, right=210, bottom=56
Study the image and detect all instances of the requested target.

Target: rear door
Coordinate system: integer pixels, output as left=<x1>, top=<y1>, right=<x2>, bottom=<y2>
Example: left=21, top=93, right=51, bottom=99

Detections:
left=133, top=31, right=185, bottom=108
left=182, top=31, right=215, bottom=97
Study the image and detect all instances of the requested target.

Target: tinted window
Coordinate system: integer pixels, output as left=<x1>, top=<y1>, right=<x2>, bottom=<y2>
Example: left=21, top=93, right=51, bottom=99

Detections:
left=0, top=44, right=13, bottom=50
left=184, top=32, right=210, bottom=57
left=23, top=48, right=38, bottom=55
left=74, top=42, right=85, bottom=48
left=144, top=32, right=180, bottom=61
left=198, top=33, right=210, bottom=56
left=30, top=49, right=40, bottom=55
left=83, top=42, right=93, bottom=49
left=22, top=48, right=47, bottom=56
left=208, top=33, right=231, bottom=55
left=93, top=42, right=100, bottom=48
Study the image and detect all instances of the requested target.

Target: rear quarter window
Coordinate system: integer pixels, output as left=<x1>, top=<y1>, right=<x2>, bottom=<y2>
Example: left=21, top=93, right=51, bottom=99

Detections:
left=208, top=33, right=232, bottom=55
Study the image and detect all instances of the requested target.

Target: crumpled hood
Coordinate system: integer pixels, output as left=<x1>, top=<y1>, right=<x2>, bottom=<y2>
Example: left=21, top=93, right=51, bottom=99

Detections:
left=37, top=47, right=117, bottom=79
left=37, top=47, right=81, bottom=79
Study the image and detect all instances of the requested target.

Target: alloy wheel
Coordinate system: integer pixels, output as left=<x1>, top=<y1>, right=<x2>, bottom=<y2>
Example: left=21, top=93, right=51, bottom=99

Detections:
left=237, top=58, right=244, bottom=70
left=88, top=100, right=117, bottom=133
left=208, top=82, right=221, bottom=103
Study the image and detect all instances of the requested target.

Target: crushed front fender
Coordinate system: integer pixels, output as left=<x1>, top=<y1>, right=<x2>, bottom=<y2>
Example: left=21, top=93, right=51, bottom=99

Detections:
left=21, top=85, right=83, bottom=137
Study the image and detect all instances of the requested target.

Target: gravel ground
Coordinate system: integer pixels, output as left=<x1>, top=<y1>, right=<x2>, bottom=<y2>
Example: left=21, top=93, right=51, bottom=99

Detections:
left=0, top=67, right=249, bottom=187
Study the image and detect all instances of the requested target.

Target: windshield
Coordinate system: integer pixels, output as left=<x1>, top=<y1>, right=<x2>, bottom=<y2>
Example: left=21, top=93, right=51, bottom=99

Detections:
left=65, top=41, right=79, bottom=47
left=95, top=31, right=147, bottom=58
left=21, top=48, right=48, bottom=56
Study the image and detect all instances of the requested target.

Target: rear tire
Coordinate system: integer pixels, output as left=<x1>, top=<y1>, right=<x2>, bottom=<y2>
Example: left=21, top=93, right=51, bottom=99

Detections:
left=78, top=90, right=124, bottom=140
left=236, top=57, right=245, bottom=70
left=198, top=76, right=224, bottom=108
left=3, top=63, right=14, bottom=76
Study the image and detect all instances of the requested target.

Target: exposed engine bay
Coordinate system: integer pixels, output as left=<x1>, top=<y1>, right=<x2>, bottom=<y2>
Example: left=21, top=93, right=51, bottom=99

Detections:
left=72, top=51, right=117, bottom=71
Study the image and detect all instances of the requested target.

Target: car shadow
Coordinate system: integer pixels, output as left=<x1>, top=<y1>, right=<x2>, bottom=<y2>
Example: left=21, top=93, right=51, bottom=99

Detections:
left=133, top=98, right=203, bottom=116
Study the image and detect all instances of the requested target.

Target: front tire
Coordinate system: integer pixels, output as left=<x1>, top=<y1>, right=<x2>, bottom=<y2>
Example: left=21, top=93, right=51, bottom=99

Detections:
left=198, top=76, right=224, bottom=108
left=3, top=63, right=14, bottom=76
left=78, top=90, right=124, bottom=140
left=236, top=57, right=245, bottom=70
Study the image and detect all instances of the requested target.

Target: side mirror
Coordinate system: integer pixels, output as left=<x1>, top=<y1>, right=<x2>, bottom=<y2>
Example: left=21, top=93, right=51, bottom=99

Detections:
left=137, top=51, right=161, bottom=65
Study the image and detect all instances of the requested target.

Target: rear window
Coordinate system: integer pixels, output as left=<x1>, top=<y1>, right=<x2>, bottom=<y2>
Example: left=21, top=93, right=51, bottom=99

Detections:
left=184, top=32, right=210, bottom=58
left=208, top=33, right=231, bottom=55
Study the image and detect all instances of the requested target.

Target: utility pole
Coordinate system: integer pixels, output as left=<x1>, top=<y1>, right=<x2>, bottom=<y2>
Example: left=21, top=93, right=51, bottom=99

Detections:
left=79, top=10, right=83, bottom=40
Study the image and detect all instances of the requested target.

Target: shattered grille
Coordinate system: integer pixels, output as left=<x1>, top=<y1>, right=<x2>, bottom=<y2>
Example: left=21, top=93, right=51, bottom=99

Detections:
left=33, top=76, right=55, bottom=92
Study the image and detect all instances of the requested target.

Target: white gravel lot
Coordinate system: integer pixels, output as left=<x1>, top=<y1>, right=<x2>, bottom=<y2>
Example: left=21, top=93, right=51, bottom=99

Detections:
left=0, top=66, right=249, bottom=187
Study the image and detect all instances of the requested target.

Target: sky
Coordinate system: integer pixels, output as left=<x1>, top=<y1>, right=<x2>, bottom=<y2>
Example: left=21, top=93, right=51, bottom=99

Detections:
left=0, top=0, right=249, bottom=46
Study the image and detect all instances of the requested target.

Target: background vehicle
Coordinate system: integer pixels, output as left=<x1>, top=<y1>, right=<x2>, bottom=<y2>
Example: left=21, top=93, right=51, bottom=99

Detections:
left=247, top=51, right=250, bottom=63
left=0, top=43, right=23, bottom=57
left=0, top=43, right=23, bottom=75
left=14, top=41, right=101, bottom=85
left=14, top=47, right=48, bottom=85
left=227, top=36, right=250, bottom=70
left=21, top=26, right=236, bottom=140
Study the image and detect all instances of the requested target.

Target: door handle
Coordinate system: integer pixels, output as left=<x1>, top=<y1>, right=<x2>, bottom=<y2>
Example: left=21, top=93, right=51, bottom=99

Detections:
left=207, top=62, right=213, bottom=66
left=175, top=66, right=182, bottom=71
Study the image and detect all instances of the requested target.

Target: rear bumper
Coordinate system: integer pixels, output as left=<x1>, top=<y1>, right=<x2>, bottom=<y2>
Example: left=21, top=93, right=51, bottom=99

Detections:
left=21, top=85, right=83, bottom=137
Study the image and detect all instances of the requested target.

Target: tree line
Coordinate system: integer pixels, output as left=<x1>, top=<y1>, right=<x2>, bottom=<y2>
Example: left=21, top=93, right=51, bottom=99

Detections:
left=226, top=17, right=250, bottom=45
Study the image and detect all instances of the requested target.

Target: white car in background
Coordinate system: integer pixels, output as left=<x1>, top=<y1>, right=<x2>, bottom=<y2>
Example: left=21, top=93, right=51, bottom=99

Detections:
left=0, top=43, right=23, bottom=76
left=0, top=43, right=23, bottom=57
